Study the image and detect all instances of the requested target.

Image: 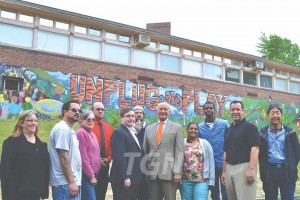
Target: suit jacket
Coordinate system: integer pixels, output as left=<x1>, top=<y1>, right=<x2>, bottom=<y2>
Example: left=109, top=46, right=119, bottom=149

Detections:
left=110, top=124, right=144, bottom=184
left=143, top=120, right=184, bottom=181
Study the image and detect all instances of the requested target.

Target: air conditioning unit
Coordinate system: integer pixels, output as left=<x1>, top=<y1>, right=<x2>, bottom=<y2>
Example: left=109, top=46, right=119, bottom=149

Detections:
left=134, top=34, right=150, bottom=47
left=251, top=61, right=264, bottom=70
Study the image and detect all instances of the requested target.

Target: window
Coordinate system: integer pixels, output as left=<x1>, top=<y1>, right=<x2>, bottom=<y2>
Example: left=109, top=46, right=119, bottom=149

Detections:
left=182, top=59, right=202, bottom=77
left=225, top=68, right=239, bottom=83
left=106, top=32, right=117, bottom=40
left=149, top=42, right=156, bottom=48
left=214, top=56, right=222, bottom=62
left=1, top=10, right=16, bottom=19
left=37, top=31, right=69, bottom=54
left=275, top=69, right=287, bottom=76
left=193, top=51, right=202, bottom=58
left=19, top=14, right=34, bottom=23
left=0, top=23, right=33, bottom=48
left=290, top=81, right=300, bottom=94
left=89, top=29, right=101, bottom=37
left=260, top=75, right=272, bottom=89
left=171, top=46, right=180, bottom=53
left=204, top=54, right=212, bottom=60
left=243, top=61, right=249, bottom=67
left=264, top=66, right=272, bottom=73
left=74, top=26, right=87, bottom=34
left=183, top=49, right=192, bottom=55
left=204, top=63, right=222, bottom=80
left=275, top=78, right=286, bottom=91
left=231, top=59, right=240, bottom=66
left=243, top=72, right=256, bottom=86
left=119, top=35, right=130, bottom=43
left=224, top=58, right=231, bottom=64
left=160, top=54, right=179, bottom=73
left=160, top=43, right=170, bottom=51
left=73, top=37, right=101, bottom=59
left=39, top=18, right=53, bottom=27
left=56, top=22, right=69, bottom=30
left=133, top=49, right=156, bottom=69
left=105, top=44, right=130, bottom=65
left=2, top=77, right=23, bottom=90
left=290, top=72, right=300, bottom=79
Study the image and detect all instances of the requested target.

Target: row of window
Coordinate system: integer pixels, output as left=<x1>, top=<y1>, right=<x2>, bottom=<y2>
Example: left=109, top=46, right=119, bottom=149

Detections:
left=1, top=10, right=300, bottom=94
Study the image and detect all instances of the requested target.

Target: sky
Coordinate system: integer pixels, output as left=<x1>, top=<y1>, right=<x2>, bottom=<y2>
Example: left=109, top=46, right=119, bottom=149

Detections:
left=24, top=0, right=300, bottom=57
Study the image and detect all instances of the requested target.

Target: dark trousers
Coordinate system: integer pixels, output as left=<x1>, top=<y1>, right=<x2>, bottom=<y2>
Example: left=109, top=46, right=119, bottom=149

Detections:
left=210, top=167, right=228, bottom=200
left=263, top=166, right=296, bottom=200
left=15, top=192, right=40, bottom=200
left=137, top=180, right=148, bottom=200
left=95, top=164, right=109, bottom=200
left=111, top=182, right=141, bottom=200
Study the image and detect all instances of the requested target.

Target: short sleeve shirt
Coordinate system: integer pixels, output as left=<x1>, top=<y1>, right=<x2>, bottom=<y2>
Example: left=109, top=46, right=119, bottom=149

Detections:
left=49, top=120, right=82, bottom=186
left=224, top=118, right=260, bottom=164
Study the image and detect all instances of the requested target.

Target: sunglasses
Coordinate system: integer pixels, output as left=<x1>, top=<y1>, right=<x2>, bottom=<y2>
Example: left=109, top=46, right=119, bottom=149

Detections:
left=95, top=108, right=105, bottom=111
left=69, top=108, right=82, bottom=113
left=86, top=118, right=95, bottom=122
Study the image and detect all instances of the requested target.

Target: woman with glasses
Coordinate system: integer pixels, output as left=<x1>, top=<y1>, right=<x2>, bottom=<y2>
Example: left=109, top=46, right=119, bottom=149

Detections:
left=180, top=122, right=215, bottom=200
left=76, top=110, right=101, bottom=200
left=0, top=110, right=49, bottom=200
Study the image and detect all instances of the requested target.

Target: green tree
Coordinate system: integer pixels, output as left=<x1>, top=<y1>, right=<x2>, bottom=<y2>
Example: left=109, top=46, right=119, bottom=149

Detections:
left=257, top=32, right=300, bottom=66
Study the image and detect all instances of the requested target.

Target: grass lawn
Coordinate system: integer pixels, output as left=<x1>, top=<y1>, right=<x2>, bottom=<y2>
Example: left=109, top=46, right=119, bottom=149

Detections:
left=0, top=119, right=299, bottom=199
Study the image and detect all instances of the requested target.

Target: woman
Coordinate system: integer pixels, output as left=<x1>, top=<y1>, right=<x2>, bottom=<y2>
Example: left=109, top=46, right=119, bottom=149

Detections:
left=0, top=110, right=49, bottom=200
left=76, top=110, right=101, bottom=200
left=180, top=122, right=215, bottom=200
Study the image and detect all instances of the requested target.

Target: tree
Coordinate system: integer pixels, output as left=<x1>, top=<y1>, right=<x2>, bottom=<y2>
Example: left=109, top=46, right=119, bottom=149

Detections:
left=257, top=32, right=300, bottom=66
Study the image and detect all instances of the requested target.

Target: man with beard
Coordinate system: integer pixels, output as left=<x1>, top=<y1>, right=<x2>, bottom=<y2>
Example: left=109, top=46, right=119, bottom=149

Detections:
left=91, top=102, right=113, bottom=200
left=221, top=100, right=260, bottom=200
left=133, top=105, right=148, bottom=199
left=49, top=100, right=82, bottom=200
left=259, top=104, right=300, bottom=200
left=199, top=101, right=229, bottom=200
left=143, top=102, right=184, bottom=200
left=110, top=107, right=144, bottom=200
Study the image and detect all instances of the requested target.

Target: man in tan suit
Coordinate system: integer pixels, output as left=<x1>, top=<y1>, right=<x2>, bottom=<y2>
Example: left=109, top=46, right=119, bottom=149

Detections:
left=143, top=102, right=184, bottom=200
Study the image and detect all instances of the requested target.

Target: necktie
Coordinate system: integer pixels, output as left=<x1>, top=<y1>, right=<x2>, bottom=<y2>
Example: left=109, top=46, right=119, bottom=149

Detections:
left=99, top=121, right=106, bottom=158
left=156, top=122, right=163, bottom=144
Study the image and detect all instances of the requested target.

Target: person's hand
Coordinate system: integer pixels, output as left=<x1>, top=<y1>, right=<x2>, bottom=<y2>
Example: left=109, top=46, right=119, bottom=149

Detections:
left=134, top=122, right=142, bottom=133
left=68, top=182, right=79, bottom=196
left=101, top=158, right=108, bottom=167
left=246, top=168, right=255, bottom=184
left=221, top=171, right=226, bottom=185
left=90, top=177, right=97, bottom=185
left=124, top=178, right=131, bottom=188
left=174, top=174, right=181, bottom=183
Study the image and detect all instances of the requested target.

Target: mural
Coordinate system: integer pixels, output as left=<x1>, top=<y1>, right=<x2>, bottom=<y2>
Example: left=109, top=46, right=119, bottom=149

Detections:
left=0, top=63, right=300, bottom=132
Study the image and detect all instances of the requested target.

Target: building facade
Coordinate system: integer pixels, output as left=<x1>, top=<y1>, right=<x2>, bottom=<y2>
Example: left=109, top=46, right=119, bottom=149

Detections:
left=1, top=0, right=300, bottom=130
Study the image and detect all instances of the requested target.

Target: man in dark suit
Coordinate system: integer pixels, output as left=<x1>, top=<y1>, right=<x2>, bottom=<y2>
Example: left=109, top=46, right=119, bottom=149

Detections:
left=143, top=102, right=184, bottom=200
left=110, top=107, right=144, bottom=200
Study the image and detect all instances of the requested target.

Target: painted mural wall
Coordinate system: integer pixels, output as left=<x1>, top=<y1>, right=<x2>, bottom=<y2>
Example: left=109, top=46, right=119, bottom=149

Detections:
left=1, top=63, right=300, bottom=131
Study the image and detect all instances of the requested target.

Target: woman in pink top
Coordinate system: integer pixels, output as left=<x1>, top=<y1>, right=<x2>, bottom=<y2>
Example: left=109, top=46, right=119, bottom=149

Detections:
left=76, top=110, right=101, bottom=200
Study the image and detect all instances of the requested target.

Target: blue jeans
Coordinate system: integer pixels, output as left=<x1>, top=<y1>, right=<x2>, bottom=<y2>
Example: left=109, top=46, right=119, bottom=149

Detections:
left=211, top=167, right=228, bottom=200
left=263, top=166, right=296, bottom=200
left=82, top=175, right=96, bottom=200
left=180, top=180, right=208, bottom=200
left=52, top=184, right=81, bottom=200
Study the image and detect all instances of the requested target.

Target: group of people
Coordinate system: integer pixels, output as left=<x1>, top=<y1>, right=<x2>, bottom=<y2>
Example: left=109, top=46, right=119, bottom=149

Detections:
left=0, top=99, right=299, bottom=200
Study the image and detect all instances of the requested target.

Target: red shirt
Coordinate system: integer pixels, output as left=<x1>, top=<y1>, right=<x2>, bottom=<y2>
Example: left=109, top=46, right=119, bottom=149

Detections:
left=92, top=120, right=113, bottom=161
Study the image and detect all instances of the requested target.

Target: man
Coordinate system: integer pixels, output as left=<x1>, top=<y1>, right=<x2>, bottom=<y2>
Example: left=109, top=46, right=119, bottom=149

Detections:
left=143, top=102, right=184, bottom=200
left=259, top=104, right=300, bottom=200
left=110, top=107, right=144, bottom=200
left=199, top=101, right=229, bottom=200
left=221, top=100, right=260, bottom=200
left=49, top=100, right=82, bottom=200
left=133, top=106, right=147, bottom=148
left=133, top=105, right=148, bottom=200
left=91, top=102, right=113, bottom=200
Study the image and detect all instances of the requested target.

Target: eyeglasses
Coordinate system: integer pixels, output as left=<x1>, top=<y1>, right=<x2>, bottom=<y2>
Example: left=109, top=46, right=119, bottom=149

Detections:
left=95, top=108, right=105, bottom=111
left=123, top=115, right=135, bottom=118
left=86, top=118, right=95, bottom=122
left=69, top=108, right=82, bottom=113
left=26, top=119, right=38, bottom=123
